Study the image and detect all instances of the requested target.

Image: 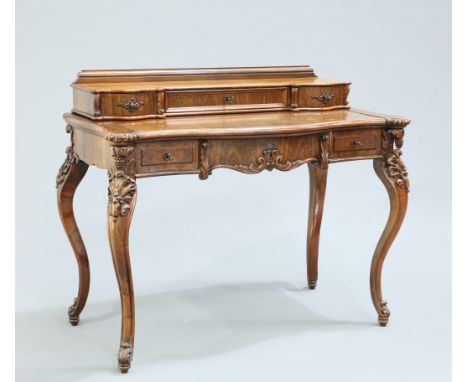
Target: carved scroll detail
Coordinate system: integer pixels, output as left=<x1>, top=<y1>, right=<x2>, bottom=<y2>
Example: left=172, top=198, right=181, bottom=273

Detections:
left=108, top=146, right=136, bottom=222
left=382, top=129, right=409, bottom=192
left=118, top=344, right=133, bottom=373
left=384, top=152, right=409, bottom=191
left=229, top=149, right=312, bottom=174
left=105, top=133, right=137, bottom=144
left=199, top=141, right=210, bottom=180
left=108, top=171, right=136, bottom=222
left=389, top=129, right=404, bottom=149
left=56, top=125, right=80, bottom=187
left=378, top=301, right=391, bottom=326
left=385, top=117, right=411, bottom=127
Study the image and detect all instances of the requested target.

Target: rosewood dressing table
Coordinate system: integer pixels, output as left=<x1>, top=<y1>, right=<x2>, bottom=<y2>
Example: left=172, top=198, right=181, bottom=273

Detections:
left=56, top=66, right=410, bottom=373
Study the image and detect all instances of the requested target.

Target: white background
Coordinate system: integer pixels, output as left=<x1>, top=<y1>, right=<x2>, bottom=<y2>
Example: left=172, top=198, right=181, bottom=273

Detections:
left=15, top=1, right=451, bottom=381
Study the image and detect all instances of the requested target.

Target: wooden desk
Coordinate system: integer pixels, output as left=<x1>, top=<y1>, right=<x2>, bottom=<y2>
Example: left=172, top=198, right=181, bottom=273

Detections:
left=57, top=68, right=410, bottom=373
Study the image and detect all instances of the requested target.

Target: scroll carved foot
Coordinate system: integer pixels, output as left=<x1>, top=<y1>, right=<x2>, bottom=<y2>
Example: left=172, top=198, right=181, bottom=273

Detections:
left=371, top=129, right=409, bottom=326
left=118, top=344, right=133, bottom=373
left=68, top=298, right=80, bottom=326
left=57, top=133, right=90, bottom=326
left=378, top=301, right=391, bottom=327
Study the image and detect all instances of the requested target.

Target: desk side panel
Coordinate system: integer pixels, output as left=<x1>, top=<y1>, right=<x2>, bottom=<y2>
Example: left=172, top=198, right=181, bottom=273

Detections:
left=73, top=128, right=113, bottom=169
left=73, top=88, right=99, bottom=118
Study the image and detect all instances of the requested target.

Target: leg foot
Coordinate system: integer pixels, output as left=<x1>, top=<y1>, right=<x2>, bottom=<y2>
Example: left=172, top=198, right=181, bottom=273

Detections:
left=118, top=345, right=133, bottom=373
left=308, top=281, right=317, bottom=290
left=68, top=298, right=80, bottom=326
left=378, top=301, right=391, bottom=327
left=57, top=144, right=90, bottom=326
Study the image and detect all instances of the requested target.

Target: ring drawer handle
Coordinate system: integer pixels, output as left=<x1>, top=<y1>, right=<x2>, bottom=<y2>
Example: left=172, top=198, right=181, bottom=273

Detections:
left=224, top=95, right=235, bottom=104
left=163, top=152, right=173, bottom=161
left=352, top=139, right=362, bottom=148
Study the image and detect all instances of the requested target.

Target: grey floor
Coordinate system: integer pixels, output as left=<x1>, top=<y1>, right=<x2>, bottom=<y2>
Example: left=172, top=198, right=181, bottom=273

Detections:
left=16, top=281, right=449, bottom=382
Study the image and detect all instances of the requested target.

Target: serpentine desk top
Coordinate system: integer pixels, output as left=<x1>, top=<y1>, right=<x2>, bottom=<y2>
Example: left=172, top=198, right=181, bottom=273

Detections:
left=64, top=108, right=409, bottom=140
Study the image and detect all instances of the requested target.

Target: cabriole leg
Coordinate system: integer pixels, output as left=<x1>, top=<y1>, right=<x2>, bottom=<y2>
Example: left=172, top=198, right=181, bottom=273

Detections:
left=107, top=146, right=137, bottom=373
left=56, top=146, right=90, bottom=326
left=371, top=129, right=409, bottom=326
left=306, top=162, right=328, bottom=289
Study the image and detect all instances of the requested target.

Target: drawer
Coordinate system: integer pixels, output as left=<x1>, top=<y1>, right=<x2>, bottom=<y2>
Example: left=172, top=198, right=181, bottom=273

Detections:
left=136, top=140, right=198, bottom=175
left=141, top=147, right=193, bottom=166
left=330, top=129, right=381, bottom=160
left=165, top=87, right=289, bottom=115
left=100, top=92, right=157, bottom=118
left=206, top=136, right=319, bottom=174
left=298, top=85, right=349, bottom=109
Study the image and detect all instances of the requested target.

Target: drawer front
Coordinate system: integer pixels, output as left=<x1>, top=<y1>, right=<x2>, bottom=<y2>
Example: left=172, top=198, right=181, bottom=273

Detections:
left=141, top=147, right=193, bottom=166
left=136, top=140, right=198, bottom=175
left=165, top=87, right=289, bottom=114
left=101, top=92, right=157, bottom=118
left=298, top=85, right=349, bottom=109
left=206, top=136, right=319, bottom=174
left=330, top=129, right=381, bottom=160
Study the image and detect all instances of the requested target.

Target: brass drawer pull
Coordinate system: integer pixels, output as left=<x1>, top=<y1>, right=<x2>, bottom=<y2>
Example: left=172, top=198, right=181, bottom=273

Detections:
left=116, top=98, right=144, bottom=112
left=352, top=139, right=362, bottom=148
left=311, top=91, right=334, bottom=105
left=224, top=95, right=235, bottom=104
left=163, top=152, right=173, bottom=161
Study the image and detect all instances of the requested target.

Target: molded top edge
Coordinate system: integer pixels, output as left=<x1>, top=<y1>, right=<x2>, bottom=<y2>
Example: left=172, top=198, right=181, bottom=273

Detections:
left=77, top=65, right=315, bottom=78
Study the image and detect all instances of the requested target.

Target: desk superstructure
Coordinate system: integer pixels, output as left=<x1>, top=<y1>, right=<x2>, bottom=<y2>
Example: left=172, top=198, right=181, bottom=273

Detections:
left=57, top=66, right=410, bottom=372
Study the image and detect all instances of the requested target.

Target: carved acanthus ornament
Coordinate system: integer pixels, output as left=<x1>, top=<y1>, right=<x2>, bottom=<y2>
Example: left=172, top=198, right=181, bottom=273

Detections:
left=56, top=125, right=79, bottom=187
left=230, top=148, right=313, bottom=174
left=108, top=146, right=137, bottom=222
left=382, top=129, right=410, bottom=192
